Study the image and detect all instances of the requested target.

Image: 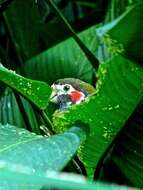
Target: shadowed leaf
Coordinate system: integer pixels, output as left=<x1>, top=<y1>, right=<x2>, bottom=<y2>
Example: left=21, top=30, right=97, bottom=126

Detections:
left=96, top=3, right=143, bottom=63
left=24, top=26, right=97, bottom=85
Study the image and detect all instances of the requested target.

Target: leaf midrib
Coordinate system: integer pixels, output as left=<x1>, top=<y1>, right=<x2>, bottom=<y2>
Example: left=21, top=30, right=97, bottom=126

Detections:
left=0, top=136, right=42, bottom=153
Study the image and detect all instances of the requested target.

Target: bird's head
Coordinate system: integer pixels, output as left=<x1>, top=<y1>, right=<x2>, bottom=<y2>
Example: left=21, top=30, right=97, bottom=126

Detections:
left=50, top=78, right=95, bottom=110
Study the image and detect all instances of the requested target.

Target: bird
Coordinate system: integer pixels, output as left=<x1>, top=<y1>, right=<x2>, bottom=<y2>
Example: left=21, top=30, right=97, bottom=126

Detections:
left=50, top=78, right=95, bottom=111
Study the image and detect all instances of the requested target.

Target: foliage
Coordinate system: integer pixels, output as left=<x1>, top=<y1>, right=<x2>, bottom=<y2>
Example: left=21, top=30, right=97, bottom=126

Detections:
left=0, top=0, right=143, bottom=189
left=52, top=55, right=143, bottom=178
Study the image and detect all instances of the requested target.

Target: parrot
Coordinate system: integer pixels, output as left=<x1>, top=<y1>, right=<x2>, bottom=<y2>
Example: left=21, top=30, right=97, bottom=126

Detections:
left=50, top=78, right=95, bottom=111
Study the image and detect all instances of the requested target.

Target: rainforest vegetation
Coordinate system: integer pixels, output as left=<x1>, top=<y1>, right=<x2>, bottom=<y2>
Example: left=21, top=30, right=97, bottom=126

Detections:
left=0, top=0, right=143, bottom=189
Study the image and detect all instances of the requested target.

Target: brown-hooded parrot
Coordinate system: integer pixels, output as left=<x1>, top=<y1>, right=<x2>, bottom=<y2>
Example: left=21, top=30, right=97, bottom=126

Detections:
left=50, top=78, right=95, bottom=110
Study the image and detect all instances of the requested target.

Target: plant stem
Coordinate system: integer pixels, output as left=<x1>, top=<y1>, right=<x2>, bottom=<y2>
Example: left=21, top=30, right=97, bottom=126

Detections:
left=40, top=110, right=55, bottom=135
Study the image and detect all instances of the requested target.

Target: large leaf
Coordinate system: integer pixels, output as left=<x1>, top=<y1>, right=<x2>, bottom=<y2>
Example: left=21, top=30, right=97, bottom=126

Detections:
left=111, top=103, right=143, bottom=188
left=0, top=64, right=52, bottom=109
left=24, top=26, right=97, bottom=85
left=3, top=0, right=42, bottom=60
left=45, top=0, right=99, bottom=70
left=0, top=124, right=86, bottom=173
left=96, top=3, right=143, bottom=63
left=0, top=167, right=136, bottom=190
left=3, top=0, right=88, bottom=61
left=52, top=55, right=143, bottom=177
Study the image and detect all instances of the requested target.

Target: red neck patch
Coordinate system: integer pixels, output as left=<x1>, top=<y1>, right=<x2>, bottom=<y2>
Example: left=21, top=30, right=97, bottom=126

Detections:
left=69, top=91, right=84, bottom=103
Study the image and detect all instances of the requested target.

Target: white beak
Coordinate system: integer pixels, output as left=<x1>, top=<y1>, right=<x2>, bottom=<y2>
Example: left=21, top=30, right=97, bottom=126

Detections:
left=49, top=84, right=58, bottom=103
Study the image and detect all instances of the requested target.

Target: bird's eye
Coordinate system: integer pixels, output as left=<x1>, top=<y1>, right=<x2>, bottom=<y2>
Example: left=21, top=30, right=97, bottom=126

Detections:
left=63, top=85, right=70, bottom=91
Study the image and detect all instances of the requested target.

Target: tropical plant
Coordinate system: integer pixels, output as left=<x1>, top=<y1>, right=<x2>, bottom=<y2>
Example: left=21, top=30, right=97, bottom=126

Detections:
left=0, top=0, right=143, bottom=189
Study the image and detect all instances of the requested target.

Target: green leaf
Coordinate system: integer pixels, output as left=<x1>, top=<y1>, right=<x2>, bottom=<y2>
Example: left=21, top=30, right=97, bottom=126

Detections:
left=45, top=0, right=99, bottom=70
left=0, top=167, right=136, bottom=190
left=0, top=124, right=86, bottom=173
left=0, top=65, right=52, bottom=109
left=0, top=88, right=25, bottom=128
left=111, top=103, right=143, bottom=188
left=52, top=55, right=143, bottom=177
left=0, top=87, right=41, bottom=133
left=24, top=26, right=97, bottom=85
left=3, top=0, right=42, bottom=60
left=20, top=96, right=41, bottom=133
left=4, top=0, right=98, bottom=63
left=97, top=3, right=143, bottom=62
